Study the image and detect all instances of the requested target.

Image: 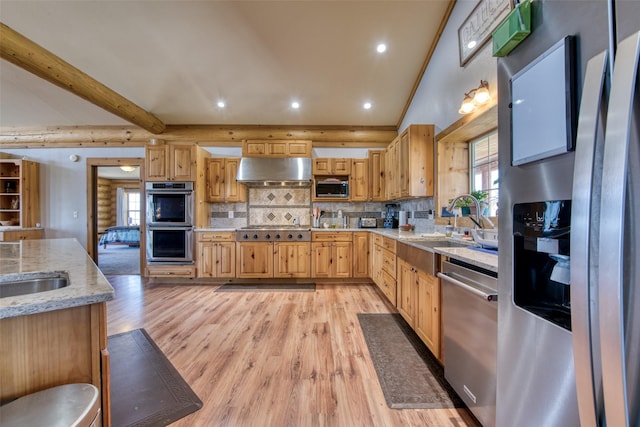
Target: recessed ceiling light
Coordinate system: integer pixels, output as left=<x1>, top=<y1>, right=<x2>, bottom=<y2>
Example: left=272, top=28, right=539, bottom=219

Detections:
left=467, top=40, right=477, bottom=49
left=363, top=102, right=372, bottom=110
left=291, top=101, right=300, bottom=109
left=376, top=43, right=387, bottom=53
left=217, top=100, right=225, bottom=108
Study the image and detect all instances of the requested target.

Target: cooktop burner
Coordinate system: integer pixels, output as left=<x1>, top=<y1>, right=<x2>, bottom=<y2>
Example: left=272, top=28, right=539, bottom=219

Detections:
left=239, top=225, right=310, bottom=230
left=235, top=227, right=311, bottom=242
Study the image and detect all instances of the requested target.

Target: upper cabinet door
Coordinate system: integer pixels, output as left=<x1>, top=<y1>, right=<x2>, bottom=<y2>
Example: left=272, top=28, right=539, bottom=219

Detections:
left=171, top=145, right=195, bottom=181
left=313, top=158, right=351, bottom=175
left=205, top=158, right=225, bottom=202
left=350, top=159, right=368, bottom=201
left=145, top=145, right=169, bottom=181
left=242, top=140, right=311, bottom=158
left=145, top=144, right=195, bottom=181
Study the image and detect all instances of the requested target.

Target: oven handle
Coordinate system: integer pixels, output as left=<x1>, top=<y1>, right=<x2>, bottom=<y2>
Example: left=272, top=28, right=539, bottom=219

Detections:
left=147, top=226, right=193, bottom=231
left=146, top=190, right=193, bottom=195
left=438, top=272, right=498, bottom=302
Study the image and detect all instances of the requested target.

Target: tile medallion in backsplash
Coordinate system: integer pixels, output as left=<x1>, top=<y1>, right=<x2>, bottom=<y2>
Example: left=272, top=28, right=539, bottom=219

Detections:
left=248, top=188, right=310, bottom=206
left=248, top=187, right=311, bottom=226
left=249, top=207, right=311, bottom=226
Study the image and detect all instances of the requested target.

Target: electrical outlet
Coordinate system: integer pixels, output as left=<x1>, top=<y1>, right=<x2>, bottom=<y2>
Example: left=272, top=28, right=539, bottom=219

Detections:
left=228, top=211, right=234, bottom=219
left=73, top=211, right=78, bottom=219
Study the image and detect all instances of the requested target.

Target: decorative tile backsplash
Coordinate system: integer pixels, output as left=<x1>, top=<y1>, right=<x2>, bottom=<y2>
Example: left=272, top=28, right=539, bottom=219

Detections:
left=207, top=186, right=443, bottom=231
left=248, top=187, right=311, bottom=227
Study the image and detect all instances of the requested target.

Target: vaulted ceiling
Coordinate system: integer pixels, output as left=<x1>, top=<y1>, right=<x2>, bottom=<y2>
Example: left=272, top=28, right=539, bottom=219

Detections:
left=0, top=1, right=453, bottom=132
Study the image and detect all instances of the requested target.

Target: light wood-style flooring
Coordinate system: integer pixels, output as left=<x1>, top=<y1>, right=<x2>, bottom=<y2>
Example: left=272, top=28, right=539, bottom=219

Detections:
left=106, top=276, right=479, bottom=427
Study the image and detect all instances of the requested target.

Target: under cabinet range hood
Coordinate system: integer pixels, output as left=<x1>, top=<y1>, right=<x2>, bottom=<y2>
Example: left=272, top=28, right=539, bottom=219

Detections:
left=236, top=157, right=312, bottom=185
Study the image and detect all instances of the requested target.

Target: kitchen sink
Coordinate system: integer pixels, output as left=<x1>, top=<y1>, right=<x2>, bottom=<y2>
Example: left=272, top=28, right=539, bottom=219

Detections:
left=0, top=271, right=69, bottom=298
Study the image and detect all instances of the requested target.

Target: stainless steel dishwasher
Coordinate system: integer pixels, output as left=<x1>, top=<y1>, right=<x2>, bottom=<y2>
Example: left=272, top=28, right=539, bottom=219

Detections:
left=438, top=259, right=498, bottom=427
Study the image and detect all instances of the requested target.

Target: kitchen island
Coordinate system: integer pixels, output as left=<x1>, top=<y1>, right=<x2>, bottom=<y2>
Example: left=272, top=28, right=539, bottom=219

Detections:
left=0, top=238, right=114, bottom=426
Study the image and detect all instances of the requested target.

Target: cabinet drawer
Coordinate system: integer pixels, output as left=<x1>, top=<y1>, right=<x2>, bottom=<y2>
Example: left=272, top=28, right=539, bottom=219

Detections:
left=311, top=232, right=353, bottom=242
left=381, top=249, right=396, bottom=279
left=372, top=234, right=384, bottom=247
left=380, top=270, right=397, bottom=306
left=382, top=237, right=396, bottom=252
left=0, top=229, right=43, bottom=241
left=146, top=265, right=195, bottom=278
left=197, top=231, right=234, bottom=242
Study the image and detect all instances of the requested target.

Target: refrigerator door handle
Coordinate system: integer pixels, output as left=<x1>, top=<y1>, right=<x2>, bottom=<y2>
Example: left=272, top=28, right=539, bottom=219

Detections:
left=599, top=31, right=640, bottom=427
left=570, top=48, right=608, bottom=427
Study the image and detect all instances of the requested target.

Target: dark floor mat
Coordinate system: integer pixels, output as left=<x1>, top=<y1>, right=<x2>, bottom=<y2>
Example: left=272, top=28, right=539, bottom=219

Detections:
left=215, top=283, right=315, bottom=292
left=358, top=313, right=465, bottom=409
left=108, top=328, right=202, bottom=427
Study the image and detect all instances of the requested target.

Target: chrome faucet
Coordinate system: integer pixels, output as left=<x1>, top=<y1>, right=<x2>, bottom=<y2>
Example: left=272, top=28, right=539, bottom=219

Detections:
left=447, top=194, right=495, bottom=229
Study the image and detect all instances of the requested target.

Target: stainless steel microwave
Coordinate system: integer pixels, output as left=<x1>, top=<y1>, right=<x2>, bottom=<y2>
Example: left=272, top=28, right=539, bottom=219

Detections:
left=315, top=178, right=349, bottom=198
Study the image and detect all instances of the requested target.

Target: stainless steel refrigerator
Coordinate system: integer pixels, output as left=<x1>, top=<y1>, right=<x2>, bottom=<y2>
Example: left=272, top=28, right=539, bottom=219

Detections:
left=496, top=1, right=639, bottom=426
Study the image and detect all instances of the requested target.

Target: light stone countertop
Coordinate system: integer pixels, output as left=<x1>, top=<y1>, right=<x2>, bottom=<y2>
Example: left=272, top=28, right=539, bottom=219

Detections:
left=0, top=226, right=43, bottom=231
left=0, top=238, right=115, bottom=319
left=433, top=246, right=498, bottom=273
left=194, top=226, right=498, bottom=272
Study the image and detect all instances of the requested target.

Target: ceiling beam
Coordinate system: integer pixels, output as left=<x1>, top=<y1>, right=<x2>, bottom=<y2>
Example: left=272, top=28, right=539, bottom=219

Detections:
left=0, top=22, right=166, bottom=134
left=0, top=124, right=397, bottom=148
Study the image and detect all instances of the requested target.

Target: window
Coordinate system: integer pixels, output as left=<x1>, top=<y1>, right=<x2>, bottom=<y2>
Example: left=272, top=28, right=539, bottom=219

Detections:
left=126, top=191, right=141, bottom=225
left=470, top=131, right=499, bottom=217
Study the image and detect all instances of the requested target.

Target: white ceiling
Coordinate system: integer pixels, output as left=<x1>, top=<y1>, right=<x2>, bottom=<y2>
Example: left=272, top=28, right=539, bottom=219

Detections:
left=0, top=1, right=452, bottom=129
left=98, top=166, right=141, bottom=180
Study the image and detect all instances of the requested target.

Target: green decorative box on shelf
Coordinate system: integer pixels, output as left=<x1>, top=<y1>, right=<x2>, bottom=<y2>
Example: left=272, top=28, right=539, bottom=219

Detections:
left=492, top=0, right=532, bottom=57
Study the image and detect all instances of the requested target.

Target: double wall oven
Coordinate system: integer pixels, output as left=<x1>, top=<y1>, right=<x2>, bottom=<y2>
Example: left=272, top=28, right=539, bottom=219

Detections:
left=145, top=182, right=194, bottom=264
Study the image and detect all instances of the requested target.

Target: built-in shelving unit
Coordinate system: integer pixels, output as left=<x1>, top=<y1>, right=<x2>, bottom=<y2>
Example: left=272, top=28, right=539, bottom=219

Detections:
left=0, top=159, right=40, bottom=228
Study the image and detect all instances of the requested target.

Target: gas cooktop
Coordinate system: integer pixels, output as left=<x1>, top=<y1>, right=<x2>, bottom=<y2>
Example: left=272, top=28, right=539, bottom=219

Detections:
left=238, top=225, right=311, bottom=230
left=235, top=226, right=311, bottom=242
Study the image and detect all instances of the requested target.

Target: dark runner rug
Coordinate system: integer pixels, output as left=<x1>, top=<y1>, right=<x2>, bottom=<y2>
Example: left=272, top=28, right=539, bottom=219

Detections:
left=108, top=328, right=202, bottom=427
left=216, top=283, right=315, bottom=292
left=358, top=313, right=465, bottom=409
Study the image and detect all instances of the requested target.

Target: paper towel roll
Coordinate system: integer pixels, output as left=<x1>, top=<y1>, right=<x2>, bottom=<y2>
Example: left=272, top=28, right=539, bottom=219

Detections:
left=399, top=211, right=408, bottom=226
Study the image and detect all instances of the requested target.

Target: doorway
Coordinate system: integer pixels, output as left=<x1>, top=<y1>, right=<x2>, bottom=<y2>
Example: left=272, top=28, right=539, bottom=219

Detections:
left=87, top=158, right=145, bottom=275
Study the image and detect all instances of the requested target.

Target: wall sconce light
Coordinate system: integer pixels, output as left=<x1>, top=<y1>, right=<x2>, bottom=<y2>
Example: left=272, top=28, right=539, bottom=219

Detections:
left=120, top=166, right=136, bottom=172
left=458, top=80, right=491, bottom=114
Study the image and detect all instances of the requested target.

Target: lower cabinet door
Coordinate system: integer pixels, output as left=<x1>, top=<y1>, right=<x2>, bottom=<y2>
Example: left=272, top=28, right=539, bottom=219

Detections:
left=416, top=270, right=441, bottom=359
left=311, top=243, right=332, bottom=278
left=274, top=242, right=310, bottom=278
left=236, top=242, right=273, bottom=278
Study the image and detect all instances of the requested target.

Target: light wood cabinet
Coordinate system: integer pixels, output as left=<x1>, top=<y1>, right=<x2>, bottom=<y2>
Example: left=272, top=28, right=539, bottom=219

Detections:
left=311, top=232, right=352, bottom=278
left=396, top=255, right=441, bottom=359
left=0, top=228, right=43, bottom=241
left=385, top=124, right=435, bottom=200
left=0, top=159, right=40, bottom=228
left=385, top=140, right=399, bottom=199
left=236, top=241, right=274, bottom=278
left=196, top=232, right=235, bottom=278
left=368, top=150, right=385, bottom=201
left=312, top=158, right=351, bottom=175
left=352, top=232, right=369, bottom=278
left=274, top=242, right=311, bottom=278
left=242, top=140, right=312, bottom=158
left=0, top=303, right=110, bottom=425
left=415, top=271, right=440, bottom=359
left=145, top=264, right=195, bottom=278
left=205, top=158, right=246, bottom=202
left=397, top=259, right=417, bottom=325
left=371, top=234, right=396, bottom=305
left=234, top=240, right=311, bottom=279
left=145, top=143, right=195, bottom=181
left=349, top=159, right=368, bottom=201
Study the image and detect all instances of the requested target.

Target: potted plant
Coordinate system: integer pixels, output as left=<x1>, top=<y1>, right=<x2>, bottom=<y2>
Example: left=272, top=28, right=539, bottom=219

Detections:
left=470, top=190, right=489, bottom=215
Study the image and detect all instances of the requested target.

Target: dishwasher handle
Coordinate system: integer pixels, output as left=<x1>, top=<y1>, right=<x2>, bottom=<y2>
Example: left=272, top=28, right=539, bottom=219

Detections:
left=438, top=272, right=498, bottom=302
